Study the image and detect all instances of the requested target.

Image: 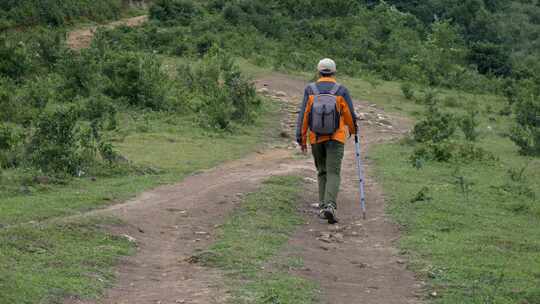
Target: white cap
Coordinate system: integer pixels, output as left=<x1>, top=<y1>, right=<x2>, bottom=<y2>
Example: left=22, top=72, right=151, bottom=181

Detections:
left=317, top=58, right=336, bottom=73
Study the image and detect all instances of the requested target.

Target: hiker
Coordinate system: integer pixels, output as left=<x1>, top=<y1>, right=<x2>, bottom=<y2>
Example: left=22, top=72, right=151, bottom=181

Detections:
left=296, top=58, right=357, bottom=224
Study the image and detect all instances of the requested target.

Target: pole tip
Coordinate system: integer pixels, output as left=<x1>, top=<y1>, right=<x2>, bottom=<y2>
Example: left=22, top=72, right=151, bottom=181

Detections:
left=362, top=211, right=366, bottom=220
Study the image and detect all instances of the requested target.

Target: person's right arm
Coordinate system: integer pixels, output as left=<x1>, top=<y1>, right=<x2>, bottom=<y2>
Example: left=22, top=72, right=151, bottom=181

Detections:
left=296, top=86, right=310, bottom=145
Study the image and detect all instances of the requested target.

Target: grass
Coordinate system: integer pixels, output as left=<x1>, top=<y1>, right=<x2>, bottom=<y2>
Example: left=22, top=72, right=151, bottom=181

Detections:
left=239, top=58, right=540, bottom=302
left=0, top=216, right=134, bottom=304
left=0, top=81, right=282, bottom=303
left=0, top=102, right=280, bottom=226
left=368, top=92, right=540, bottom=302
left=195, top=176, right=317, bottom=304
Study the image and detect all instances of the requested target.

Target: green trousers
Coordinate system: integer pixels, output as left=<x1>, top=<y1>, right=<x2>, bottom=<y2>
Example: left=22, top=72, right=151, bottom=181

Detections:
left=311, top=140, right=345, bottom=209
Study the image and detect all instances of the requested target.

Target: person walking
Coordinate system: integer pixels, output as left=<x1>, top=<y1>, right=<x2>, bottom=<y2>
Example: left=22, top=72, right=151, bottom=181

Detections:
left=296, top=58, right=357, bottom=224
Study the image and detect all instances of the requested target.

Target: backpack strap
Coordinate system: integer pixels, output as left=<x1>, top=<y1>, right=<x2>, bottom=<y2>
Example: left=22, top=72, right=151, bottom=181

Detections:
left=330, top=83, right=341, bottom=95
left=309, top=83, right=320, bottom=96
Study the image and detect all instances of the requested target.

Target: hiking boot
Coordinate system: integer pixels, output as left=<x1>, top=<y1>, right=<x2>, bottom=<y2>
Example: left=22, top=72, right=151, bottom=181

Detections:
left=323, top=207, right=338, bottom=224
left=318, top=208, right=327, bottom=219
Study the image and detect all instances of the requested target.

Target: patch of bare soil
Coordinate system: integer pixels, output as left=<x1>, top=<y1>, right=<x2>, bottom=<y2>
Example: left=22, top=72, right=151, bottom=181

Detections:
left=67, top=15, right=148, bottom=50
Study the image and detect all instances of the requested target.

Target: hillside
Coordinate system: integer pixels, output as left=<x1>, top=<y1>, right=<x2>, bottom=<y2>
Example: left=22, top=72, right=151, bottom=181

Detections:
left=1, top=1, right=539, bottom=304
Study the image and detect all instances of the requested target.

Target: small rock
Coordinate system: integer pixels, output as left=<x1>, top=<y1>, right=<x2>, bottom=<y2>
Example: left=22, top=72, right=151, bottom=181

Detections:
left=195, top=231, right=209, bottom=236
left=90, top=176, right=97, bottom=182
left=333, top=233, right=344, bottom=242
left=319, top=245, right=330, bottom=251
left=350, top=260, right=368, bottom=268
left=257, top=87, right=270, bottom=95
left=378, top=119, right=392, bottom=126
left=396, top=259, right=406, bottom=264
left=304, top=177, right=317, bottom=184
left=317, top=237, right=332, bottom=243
left=430, top=291, right=438, bottom=297
left=275, top=91, right=287, bottom=97
left=122, top=234, right=137, bottom=243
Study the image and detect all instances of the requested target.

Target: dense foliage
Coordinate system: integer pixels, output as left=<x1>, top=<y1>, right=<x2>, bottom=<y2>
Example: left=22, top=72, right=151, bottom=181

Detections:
left=0, top=0, right=123, bottom=30
left=123, top=0, right=532, bottom=96
left=0, top=24, right=260, bottom=179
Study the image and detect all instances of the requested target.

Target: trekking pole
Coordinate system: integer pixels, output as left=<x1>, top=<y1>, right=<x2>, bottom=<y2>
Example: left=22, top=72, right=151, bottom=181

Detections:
left=354, top=132, right=367, bottom=220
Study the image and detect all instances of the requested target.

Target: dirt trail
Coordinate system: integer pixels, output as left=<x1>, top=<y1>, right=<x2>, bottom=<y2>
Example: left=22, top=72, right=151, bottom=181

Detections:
left=67, top=149, right=312, bottom=304
left=65, top=72, right=423, bottom=304
left=67, top=15, right=148, bottom=50
left=256, top=75, right=423, bottom=304
left=63, top=17, right=422, bottom=301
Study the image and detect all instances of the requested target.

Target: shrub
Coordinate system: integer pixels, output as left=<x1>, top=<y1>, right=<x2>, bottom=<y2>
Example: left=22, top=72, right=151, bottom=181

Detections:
left=459, top=105, right=480, bottom=141
left=510, top=88, right=540, bottom=156
left=150, top=0, right=202, bottom=25
left=0, top=38, right=32, bottom=81
left=28, top=28, right=67, bottom=69
left=103, top=51, right=171, bottom=110
left=0, top=78, right=19, bottom=122
left=453, top=143, right=496, bottom=163
left=0, top=0, right=122, bottom=28
left=411, top=141, right=454, bottom=163
left=401, top=83, right=415, bottom=100
left=27, top=105, right=82, bottom=176
left=184, top=49, right=261, bottom=130
left=498, top=166, right=536, bottom=199
left=56, top=48, right=105, bottom=98
left=413, top=96, right=456, bottom=143
left=0, top=123, right=19, bottom=168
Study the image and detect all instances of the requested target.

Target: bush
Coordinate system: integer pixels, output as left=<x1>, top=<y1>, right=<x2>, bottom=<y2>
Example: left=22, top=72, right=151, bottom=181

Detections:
left=150, top=0, right=202, bottom=25
left=0, top=37, right=33, bottom=81
left=0, top=123, right=17, bottom=168
left=56, top=48, right=105, bottom=98
left=413, top=94, right=456, bottom=143
left=453, top=143, right=496, bottom=163
left=103, top=51, right=171, bottom=110
left=510, top=88, right=540, bottom=156
left=411, top=141, right=454, bottom=163
left=459, top=105, right=480, bottom=141
left=401, top=83, right=415, bottom=100
left=183, top=49, right=261, bottom=130
left=27, top=105, right=82, bottom=176
left=0, top=0, right=122, bottom=28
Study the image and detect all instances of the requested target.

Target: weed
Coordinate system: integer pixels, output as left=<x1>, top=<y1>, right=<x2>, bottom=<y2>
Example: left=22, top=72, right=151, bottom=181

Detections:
left=411, top=186, right=431, bottom=203
left=401, top=82, right=415, bottom=100
left=459, top=104, right=480, bottom=141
